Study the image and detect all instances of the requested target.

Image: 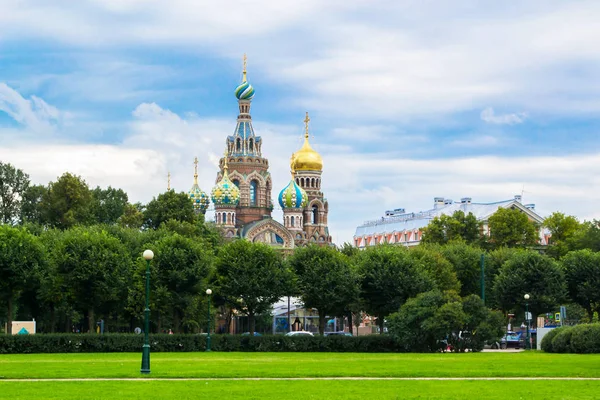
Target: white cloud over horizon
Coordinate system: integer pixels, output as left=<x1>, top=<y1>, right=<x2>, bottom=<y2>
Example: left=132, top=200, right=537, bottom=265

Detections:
left=480, top=107, right=527, bottom=125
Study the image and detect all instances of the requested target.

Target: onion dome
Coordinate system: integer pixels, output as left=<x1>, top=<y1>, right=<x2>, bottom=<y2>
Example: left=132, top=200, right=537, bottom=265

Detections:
left=291, top=112, right=323, bottom=171
left=211, top=154, right=240, bottom=206
left=234, top=54, right=255, bottom=100
left=189, top=158, right=210, bottom=213
left=278, top=174, right=308, bottom=209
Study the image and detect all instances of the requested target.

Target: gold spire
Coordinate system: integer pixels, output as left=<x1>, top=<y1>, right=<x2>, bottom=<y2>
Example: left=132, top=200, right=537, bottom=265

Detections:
left=222, top=149, right=229, bottom=175
left=193, top=157, right=199, bottom=184
left=303, top=111, right=310, bottom=139
left=167, top=171, right=171, bottom=191
left=242, top=53, right=247, bottom=83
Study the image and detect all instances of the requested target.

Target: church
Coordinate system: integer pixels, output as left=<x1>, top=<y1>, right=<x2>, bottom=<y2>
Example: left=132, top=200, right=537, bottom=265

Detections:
left=187, top=57, right=332, bottom=249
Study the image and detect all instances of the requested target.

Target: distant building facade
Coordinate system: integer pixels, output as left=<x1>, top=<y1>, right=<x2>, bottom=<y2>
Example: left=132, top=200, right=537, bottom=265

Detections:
left=353, top=195, right=549, bottom=248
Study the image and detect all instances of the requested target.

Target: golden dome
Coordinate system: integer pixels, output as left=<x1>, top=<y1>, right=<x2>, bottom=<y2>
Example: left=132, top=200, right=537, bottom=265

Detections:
left=291, top=112, right=323, bottom=172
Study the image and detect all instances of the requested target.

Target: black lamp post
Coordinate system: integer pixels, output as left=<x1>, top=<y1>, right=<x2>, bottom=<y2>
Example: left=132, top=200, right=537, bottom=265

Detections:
left=524, top=293, right=531, bottom=350
left=206, top=288, right=212, bottom=352
left=141, top=249, right=154, bottom=374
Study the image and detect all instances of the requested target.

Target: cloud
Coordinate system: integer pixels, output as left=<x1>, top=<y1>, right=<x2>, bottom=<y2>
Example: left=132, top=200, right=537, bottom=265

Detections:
left=0, top=83, right=68, bottom=133
left=480, top=107, right=527, bottom=125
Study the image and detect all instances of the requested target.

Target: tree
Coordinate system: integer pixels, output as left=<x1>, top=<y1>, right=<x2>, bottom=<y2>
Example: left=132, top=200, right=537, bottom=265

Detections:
left=118, top=203, right=145, bottom=229
left=440, top=242, right=483, bottom=297
left=42, top=173, right=93, bottom=229
left=20, top=184, right=47, bottom=225
left=408, top=245, right=460, bottom=292
left=0, top=225, right=45, bottom=334
left=543, top=212, right=581, bottom=259
left=216, top=240, right=292, bottom=335
left=484, top=247, right=523, bottom=307
left=144, top=191, right=195, bottom=229
left=141, top=233, right=214, bottom=333
left=388, top=290, right=503, bottom=352
left=355, top=245, right=434, bottom=334
left=487, top=207, right=538, bottom=248
left=0, top=162, right=30, bottom=224
left=493, top=251, right=566, bottom=319
left=562, top=250, right=600, bottom=320
left=421, top=211, right=481, bottom=245
left=90, top=186, right=128, bottom=224
left=568, top=220, right=600, bottom=252
left=51, top=227, right=132, bottom=332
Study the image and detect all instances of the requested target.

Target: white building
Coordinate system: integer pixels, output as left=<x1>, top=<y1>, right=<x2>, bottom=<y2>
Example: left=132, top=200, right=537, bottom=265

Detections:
left=353, top=195, right=549, bottom=248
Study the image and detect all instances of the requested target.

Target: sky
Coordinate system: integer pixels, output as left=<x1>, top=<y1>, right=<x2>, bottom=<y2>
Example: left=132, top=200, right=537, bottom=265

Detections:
left=1, top=0, right=600, bottom=244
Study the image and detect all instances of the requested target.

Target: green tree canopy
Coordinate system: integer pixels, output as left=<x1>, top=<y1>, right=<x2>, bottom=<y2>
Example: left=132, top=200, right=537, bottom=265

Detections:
left=493, top=251, right=566, bottom=319
left=562, top=250, right=600, bottom=320
left=144, top=191, right=195, bottom=229
left=0, top=162, right=30, bottom=224
left=19, top=184, right=47, bottom=225
left=421, top=210, right=481, bottom=245
left=487, top=207, right=538, bottom=248
left=215, top=240, right=292, bottom=334
left=408, top=245, right=460, bottom=292
left=355, top=245, right=434, bottom=334
left=289, top=245, right=358, bottom=335
left=440, top=242, right=483, bottom=297
left=543, top=212, right=581, bottom=259
left=0, top=225, right=45, bottom=334
left=90, top=186, right=129, bottom=225
left=42, top=173, right=93, bottom=229
left=118, top=202, right=145, bottom=229
left=568, top=220, right=600, bottom=252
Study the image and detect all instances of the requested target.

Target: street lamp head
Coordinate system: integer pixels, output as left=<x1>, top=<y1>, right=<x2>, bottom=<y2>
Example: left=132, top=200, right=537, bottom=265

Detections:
left=524, top=294, right=530, bottom=300
left=143, top=250, right=154, bottom=261
left=206, top=289, right=212, bottom=295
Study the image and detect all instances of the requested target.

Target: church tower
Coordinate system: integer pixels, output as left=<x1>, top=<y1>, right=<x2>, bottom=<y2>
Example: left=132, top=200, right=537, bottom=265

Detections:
left=211, top=152, right=240, bottom=238
left=215, top=55, right=273, bottom=227
left=291, top=113, right=331, bottom=245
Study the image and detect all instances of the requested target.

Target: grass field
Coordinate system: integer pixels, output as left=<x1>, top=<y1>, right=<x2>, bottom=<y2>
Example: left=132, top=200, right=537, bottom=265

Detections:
left=1, top=352, right=599, bottom=399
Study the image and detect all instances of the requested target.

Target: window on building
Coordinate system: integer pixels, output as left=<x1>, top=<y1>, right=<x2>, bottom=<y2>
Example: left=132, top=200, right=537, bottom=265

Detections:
left=236, top=138, right=241, bottom=152
left=312, top=205, right=319, bottom=224
left=291, top=216, right=295, bottom=227
left=248, top=138, right=254, bottom=152
left=232, top=179, right=240, bottom=188
left=250, top=180, right=258, bottom=206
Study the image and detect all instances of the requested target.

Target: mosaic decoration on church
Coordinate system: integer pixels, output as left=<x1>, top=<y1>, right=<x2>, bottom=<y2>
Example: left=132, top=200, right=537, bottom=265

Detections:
left=278, top=178, right=308, bottom=209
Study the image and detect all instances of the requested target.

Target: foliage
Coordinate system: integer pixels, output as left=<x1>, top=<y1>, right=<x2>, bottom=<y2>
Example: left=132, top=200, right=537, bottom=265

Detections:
left=288, top=245, right=358, bottom=335
left=561, top=250, right=600, bottom=320
left=388, top=290, right=503, bottom=352
left=42, top=173, right=94, bottom=229
left=90, top=186, right=129, bottom=225
left=215, top=240, right=291, bottom=334
left=421, top=210, right=481, bottom=245
left=487, top=207, right=538, bottom=248
left=19, top=184, right=47, bottom=225
left=408, top=245, right=460, bottom=292
left=0, top=162, right=30, bottom=224
left=540, top=326, right=565, bottom=353
left=356, top=245, right=434, bottom=333
left=0, top=225, right=45, bottom=334
left=493, top=251, right=566, bottom=318
left=144, top=191, right=196, bottom=229
left=118, top=202, right=145, bottom=229
left=568, top=220, right=600, bottom=252
left=543, top=212, right=581, bottom=259
left=440, top=242, right=483, bottom=297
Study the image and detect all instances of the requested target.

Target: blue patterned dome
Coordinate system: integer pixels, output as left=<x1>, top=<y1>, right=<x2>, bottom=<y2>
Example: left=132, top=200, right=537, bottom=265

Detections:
left=234, top=80, right=255, bottom=100
left=278, top=178, right=308, bottom=209
left=211, top=158, right=240, bottom=206
left=189, top=184, right=210, bottom=214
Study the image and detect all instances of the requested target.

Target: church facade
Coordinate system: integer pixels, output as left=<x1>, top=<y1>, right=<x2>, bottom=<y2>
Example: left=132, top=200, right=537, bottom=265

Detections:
left=188, top=57, right=332, bottom=249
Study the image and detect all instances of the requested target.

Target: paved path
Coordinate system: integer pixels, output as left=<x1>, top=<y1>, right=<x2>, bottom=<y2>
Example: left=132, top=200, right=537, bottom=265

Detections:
left=2, top=377, right=600, bottom=382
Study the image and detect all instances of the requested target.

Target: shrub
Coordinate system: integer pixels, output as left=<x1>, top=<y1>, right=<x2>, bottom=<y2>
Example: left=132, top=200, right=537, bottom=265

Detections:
left=551, top=327, right=575, bottom=353
left=540, top=327, right=564, bottom=353
left=0, top=333, right=404, bottom=354
left=542, top=324, right=600, bottom=354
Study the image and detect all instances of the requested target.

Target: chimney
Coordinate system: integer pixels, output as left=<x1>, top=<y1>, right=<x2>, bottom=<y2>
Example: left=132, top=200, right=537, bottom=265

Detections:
left=434, top=197, right=445, bottom=209
left=460, top=197, right=472, bottom=204
left=444, top=199, right=453, bottom=205
left=514, top=195, right=522, bottom=203
left=525, top=204, right=535, bottom=210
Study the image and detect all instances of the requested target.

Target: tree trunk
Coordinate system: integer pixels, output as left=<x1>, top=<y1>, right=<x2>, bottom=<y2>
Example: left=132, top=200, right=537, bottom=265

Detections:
left=249, top=311, right=255, bottom=335
left=88, top=308, right=95, bottom=333
left=588, top=307, right=594, bottom=322
left=50, top=305, right=56, bottom=333
left=319, top=313, right=326, bottom=335
left=7, top=297, right=13, bottom=335
left=378, top=315, right=385, bottom=334
left=347, top=312, right=353, bottom=336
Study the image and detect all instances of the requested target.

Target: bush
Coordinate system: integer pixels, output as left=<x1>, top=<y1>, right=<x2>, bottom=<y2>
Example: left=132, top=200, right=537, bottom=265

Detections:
left=0, top=333, right=405, bottom=354
left=542, top=324, right=600, bottom=353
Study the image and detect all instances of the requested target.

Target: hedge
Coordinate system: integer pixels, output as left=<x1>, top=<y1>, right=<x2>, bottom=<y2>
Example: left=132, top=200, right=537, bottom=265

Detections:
left=541, top=323, right=600, bottom=353
left=0, top=334, right=405, bottom=354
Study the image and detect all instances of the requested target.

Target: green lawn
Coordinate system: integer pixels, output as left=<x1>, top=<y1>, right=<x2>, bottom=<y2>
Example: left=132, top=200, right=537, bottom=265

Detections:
left=1, top=352, right=599, bottom=399
left=1, top=352, right=599, bottom=379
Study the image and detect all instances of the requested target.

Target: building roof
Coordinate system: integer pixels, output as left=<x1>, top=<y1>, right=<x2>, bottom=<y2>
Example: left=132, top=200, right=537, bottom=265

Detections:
left=354, top=196, right=544, bottom=238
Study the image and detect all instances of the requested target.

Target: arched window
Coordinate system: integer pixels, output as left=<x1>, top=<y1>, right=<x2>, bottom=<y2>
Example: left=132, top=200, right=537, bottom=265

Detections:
left=248, top=138, right=254, bottom=152
left=236, top=138, right=241, bottom=152
left=312, top=205, right=319, bottom=224
left=232, top=179, right=240, bottom=188
left=250, top=180, right=258, bottom=206
left=223, top=213, right=227, bottom=224
left=291, top=216, right=295, bottom=227
left=296, top=178, right=300, bottom=185
left=311, top=178, right=315, bottom=188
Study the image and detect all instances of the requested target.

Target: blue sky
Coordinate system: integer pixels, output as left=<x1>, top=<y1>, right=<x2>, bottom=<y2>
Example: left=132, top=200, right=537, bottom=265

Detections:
left=1, top=0, right=600, bottom=243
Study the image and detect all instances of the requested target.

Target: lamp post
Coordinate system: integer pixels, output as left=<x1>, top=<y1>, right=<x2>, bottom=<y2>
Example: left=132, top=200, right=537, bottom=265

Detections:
left=524, top=294, right=531, bottom=350
left=141, top=249, right=154, bottom=374
left=206, top=289, right=212, bottom=352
